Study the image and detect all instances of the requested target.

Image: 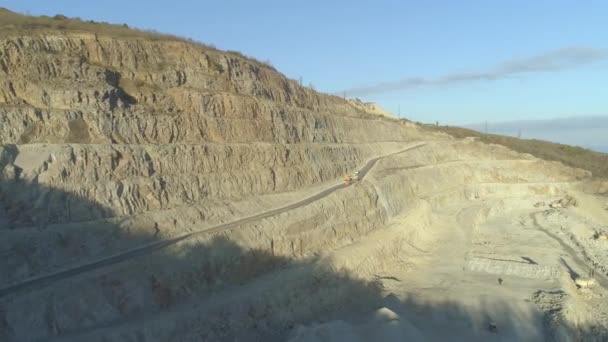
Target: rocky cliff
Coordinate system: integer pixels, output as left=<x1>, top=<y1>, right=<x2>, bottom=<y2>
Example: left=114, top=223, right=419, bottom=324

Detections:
left=0, top=9, right=424, bottom=231
left=0, top=11, right=430, bottom=340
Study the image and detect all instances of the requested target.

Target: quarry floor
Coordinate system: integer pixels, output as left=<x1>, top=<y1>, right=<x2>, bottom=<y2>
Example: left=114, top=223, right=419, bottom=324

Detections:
left=288, top=181, right=608, bottom=341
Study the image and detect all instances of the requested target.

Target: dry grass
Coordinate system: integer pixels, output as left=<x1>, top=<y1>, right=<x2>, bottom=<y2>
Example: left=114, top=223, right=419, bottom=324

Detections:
left=0, top=7, right=277, bottom=72
left=226, top=50, right=277, bottom=71
left=424, top=124, right=608, bottom=179
left=0, top=8, right=177, bottom=41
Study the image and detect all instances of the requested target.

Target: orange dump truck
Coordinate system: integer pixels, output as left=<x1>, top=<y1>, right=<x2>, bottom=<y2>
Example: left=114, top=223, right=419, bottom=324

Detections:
left=344, top=171, right=360, bottom=185
left=344, top=175, right=352, bottom=186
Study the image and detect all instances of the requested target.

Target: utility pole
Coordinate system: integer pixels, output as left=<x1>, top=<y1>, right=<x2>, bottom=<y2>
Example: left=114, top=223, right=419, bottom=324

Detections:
left=485, top=121, right=488, bottom=134
left=398, top=105, right=401, bottom=119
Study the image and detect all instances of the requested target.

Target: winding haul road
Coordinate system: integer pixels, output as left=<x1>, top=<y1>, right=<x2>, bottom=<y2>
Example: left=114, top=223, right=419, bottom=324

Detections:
left=0, top=143, right=426, bottom=298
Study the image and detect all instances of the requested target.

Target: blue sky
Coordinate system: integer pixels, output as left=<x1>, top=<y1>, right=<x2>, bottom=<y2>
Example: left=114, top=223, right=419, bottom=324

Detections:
left=2, top=0, right=607, bottom=125
left=467, top=116, right=608, bottom=152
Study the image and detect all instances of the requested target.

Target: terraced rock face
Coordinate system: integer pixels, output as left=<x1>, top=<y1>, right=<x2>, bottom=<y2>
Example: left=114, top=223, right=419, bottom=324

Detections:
left=0, top=31, right=414, bottom=145
left=0, top=12, right=426, bottom=341
left=0, top=27, right=423, bottom=299
left=0, top=22, right=424, bottom=229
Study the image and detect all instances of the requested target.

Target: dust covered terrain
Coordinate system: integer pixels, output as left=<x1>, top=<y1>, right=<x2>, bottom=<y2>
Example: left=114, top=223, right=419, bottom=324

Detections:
left=1, top=9, right=608, bottom=341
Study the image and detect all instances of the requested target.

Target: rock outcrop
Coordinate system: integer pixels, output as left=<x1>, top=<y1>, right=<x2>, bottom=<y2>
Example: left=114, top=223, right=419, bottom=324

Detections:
left=0, top=12, right=430, bottom=340
left=0, top=9, right=425, bottom=232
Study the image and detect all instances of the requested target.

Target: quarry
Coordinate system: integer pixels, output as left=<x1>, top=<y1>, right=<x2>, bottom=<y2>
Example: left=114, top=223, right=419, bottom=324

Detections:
left=1, top=9, right=608, bottom=341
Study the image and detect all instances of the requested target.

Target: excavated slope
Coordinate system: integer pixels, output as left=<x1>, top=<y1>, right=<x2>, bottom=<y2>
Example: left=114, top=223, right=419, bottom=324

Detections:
left=0, top=12, right=423, bottom=340
left=0, top=22, right=425, bottom=232
left=2, top=11, right=608, bottom=342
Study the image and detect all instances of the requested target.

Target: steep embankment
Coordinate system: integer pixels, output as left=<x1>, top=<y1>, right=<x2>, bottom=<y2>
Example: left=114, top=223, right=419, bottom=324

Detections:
left=0, top=10, right=426, bottom=291
left=424, top=124, right=608, bottom=179
left=0, top=12, right=426, bottom=219
left=0, top=10, right=424, bottom=340
left=0, top=15, right=423, bottom=228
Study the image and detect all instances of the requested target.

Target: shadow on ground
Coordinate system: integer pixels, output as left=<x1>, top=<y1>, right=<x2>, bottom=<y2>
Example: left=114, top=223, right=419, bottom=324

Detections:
left=1, top=148, right=607, bottom=341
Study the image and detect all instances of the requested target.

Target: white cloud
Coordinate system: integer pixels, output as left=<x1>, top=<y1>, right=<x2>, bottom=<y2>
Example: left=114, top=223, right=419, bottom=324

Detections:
left=338, top=47, right=608, bottom=97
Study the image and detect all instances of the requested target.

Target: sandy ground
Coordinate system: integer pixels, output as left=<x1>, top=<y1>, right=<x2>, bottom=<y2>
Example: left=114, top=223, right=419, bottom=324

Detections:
left=288, top=176, right=608, bottom=341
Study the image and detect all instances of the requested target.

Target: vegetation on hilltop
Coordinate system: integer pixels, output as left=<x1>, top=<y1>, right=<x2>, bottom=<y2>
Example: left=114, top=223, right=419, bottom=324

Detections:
left=424, top=124, right=608, bottom=179
left=0, top=7, right=180, bottom=40
left=0, top=7, right=277, bottom=71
